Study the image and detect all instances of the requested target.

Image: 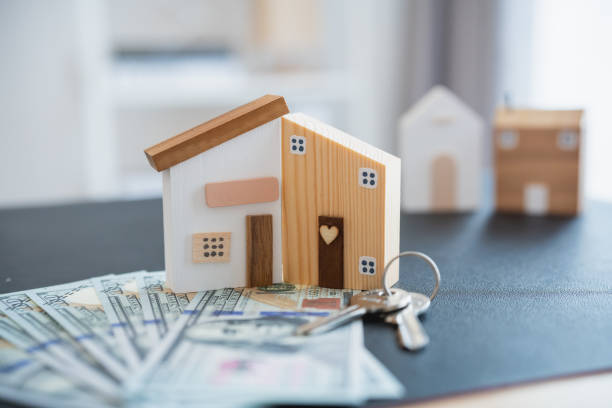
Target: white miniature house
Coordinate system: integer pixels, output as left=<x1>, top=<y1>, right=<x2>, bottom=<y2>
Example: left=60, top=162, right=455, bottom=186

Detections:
left=398, top=86, right=484, bottom=212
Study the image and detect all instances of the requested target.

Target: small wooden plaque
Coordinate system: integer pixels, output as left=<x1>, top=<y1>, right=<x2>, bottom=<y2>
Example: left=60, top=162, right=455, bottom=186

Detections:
left=192, top=232, right=231, bottom=263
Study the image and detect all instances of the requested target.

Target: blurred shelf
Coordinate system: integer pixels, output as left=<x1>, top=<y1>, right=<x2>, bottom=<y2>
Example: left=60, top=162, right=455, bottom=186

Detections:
left=111, top=56, right=350, bottom=109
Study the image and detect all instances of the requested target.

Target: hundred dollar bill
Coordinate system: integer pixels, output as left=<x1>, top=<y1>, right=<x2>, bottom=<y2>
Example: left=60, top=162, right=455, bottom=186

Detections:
left=26, top=279, right=129, bottom=381
left=203, top=283, right=361, bottom=313
left=130, top=284, right=402, bottom=404
left=0, top=293, right=119, bottom=396
left=127, top=291, right=363, bottom=406
left=133, top=348, right=404, bottom=407
left=137, top=271, right=195, bottom=342
left=92, top=271, right=152, bottom=368
left=0, top=311, right=117, bottom=402
left=134, top=278, right=400, bottom=404
left=139, top=280, right=355, bottom=343
left=0, top=337, right=109, bottom=408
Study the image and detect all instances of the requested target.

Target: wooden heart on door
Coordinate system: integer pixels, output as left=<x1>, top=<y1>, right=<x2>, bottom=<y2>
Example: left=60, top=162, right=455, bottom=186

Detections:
left=319, top=225, right=339, bottom=245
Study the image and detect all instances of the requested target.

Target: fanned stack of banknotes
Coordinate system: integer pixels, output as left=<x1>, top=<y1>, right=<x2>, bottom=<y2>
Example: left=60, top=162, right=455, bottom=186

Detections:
left=0, top=270, right=404, bottom=407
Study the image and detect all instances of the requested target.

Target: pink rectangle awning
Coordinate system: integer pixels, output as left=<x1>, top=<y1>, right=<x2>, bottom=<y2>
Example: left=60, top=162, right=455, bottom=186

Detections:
left=205, top=177, right=279, bottom=208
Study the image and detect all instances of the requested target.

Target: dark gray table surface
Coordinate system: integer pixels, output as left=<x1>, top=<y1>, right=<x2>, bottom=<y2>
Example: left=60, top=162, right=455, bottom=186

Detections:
left=1, top=198, right=612, bottom=406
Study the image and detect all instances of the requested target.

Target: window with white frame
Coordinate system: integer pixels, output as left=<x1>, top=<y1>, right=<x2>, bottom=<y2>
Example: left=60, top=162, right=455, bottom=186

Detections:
left=359, top=168, right=377, bottom=189
left=289, top=135, right=306, bottom=155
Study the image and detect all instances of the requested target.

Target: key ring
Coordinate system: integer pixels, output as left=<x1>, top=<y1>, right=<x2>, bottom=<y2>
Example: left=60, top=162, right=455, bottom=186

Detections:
left=382, top=251, right=441, bottom=300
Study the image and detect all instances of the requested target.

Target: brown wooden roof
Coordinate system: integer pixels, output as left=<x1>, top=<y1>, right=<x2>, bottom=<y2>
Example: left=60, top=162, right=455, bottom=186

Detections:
left=494, top=108, right=583, bottom=130
left=145, top=95, right=289, bottom=171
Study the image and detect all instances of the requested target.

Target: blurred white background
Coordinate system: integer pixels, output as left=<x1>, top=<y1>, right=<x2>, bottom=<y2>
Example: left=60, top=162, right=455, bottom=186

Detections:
left=0, top=0, right=610, bottom=208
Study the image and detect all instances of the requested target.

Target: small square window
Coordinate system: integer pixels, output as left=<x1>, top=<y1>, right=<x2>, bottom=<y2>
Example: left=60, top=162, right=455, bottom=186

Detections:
left=359, top=256, right=376, bottom=276
left=359, top=168, right=377, bottom=189
left=192, top=232, right=231, bottom=263
left=289, top=135, right=306, bottom=155
left=498, top=130, right=518, bottom=150
left=557, top=130, right=578, bottom=150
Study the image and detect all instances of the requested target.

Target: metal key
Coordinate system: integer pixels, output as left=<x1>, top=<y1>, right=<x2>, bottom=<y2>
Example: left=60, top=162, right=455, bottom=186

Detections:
left=385, top=291, right=430, bottom=351
left=295, top=288, right=411, bottom=336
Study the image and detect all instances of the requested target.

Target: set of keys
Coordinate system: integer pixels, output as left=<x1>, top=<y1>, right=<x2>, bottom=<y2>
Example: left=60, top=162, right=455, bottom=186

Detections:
left=296, top=252, right=440, bottom=351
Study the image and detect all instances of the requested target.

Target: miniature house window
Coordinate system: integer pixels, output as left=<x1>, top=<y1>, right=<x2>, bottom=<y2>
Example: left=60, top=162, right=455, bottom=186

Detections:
left=359, top=168, right=377, bottom=189
left=289, top=135, right=306, bottom=155
left=498, top=130, right=519, bottom=150
left=359, top=256, right=376, bottom=275
left=192, top=232, right=231, bottom=263
left=557, top=130, right=578, bottom=151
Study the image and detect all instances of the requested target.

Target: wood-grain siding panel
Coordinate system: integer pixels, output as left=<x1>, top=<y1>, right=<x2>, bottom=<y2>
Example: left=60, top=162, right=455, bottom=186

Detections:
left=282, top=117, right=386, bottom=289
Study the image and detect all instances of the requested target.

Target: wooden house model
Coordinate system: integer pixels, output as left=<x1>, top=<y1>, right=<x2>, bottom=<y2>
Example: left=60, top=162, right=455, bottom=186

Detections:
left=494, top=108, right=584, bottom=215
left=145, top=95, right=400, bottom=293
left=398, top=86, right=483, bottom=212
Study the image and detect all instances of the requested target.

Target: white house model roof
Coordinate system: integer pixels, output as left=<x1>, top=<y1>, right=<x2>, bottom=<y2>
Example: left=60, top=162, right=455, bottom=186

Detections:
left=399, top=85, right=482, bottom=131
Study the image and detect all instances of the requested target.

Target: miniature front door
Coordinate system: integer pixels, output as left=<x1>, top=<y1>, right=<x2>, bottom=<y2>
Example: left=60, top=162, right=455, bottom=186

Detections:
left=246, top=214, right=273, bottom=287
left=431, top=154, right=456, bottom=211
left=523, top=183, right=549, bottom=215
left=318, top=216, right=344, bottom=289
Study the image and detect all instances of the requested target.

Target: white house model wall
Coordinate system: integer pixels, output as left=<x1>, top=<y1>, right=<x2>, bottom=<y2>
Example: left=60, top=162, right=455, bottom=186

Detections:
left=398, top=86, right=484, bottom=212
left=163, top=119, right=283, bottom=292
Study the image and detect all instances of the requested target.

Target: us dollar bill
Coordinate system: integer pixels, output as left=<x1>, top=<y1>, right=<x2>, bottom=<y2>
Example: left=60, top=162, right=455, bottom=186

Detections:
left=0, top=310, right=80, bottom=384
left=128, top=282, right=403, bottom=404
left=127, top=291, right=363, bottom=406
left=0, top=337, right=110, bottom=408
left=91, top=271, right=152, bottom=368
left=137, top=279, right=355, bottom=342
left=201, top=283, right=361, bottom=313
left=0, top=308, right=118, bottom=401
left=26, top=278, right=129, bottom=381
left=131, top=347, right=404, bottom=407
left=137, top=271, right=195, bottom=342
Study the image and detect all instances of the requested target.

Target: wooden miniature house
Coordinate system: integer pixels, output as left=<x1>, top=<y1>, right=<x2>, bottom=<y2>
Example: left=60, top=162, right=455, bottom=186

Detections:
left=145, top=95, right=400, bottom=292
left=398, top=86, right=483, bottom=212
left=494, top=108, right=584, bottom=215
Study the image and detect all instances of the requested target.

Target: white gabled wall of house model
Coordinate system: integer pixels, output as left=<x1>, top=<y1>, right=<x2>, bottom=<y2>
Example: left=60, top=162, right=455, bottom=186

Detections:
left=162, top=119, right=282, bottom=292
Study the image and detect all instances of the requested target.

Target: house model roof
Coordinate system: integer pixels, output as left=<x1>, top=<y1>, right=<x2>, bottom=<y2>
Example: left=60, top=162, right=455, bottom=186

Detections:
left=494, top=108, right=583, bottom=130
left=284, top=113, right=399, bottom=165
left=145, top=95, right=290, bottom=171
left=399, top=85, right=483, bottom=129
